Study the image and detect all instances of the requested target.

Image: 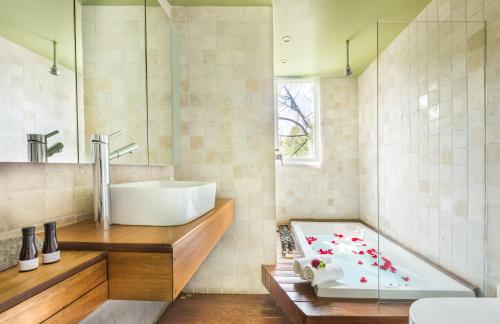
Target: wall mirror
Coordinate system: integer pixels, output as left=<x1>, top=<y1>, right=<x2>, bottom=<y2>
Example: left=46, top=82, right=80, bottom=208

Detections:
left=0, top=0, right=79, bottom=163
left=0, top=0, right=179, bottom=166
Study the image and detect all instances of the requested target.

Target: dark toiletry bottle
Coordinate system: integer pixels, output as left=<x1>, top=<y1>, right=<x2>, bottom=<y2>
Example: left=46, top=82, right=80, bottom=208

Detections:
left=19, top=226, right=39, bottom=272
left=42, top=222, right=60, bottom=264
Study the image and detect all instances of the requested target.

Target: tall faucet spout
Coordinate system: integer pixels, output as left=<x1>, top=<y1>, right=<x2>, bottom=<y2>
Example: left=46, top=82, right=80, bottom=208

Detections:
left=92, top=132, right=137, bottom=231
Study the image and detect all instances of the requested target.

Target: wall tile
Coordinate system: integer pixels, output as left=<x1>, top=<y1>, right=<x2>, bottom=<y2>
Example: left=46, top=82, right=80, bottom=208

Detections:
left=358, top=0, right=495, bottom=295
left=0, top=163, right=173, bottom=240
left=173, top=6, right=275, bottom=293
left=276, top=78, right=359, bottom=223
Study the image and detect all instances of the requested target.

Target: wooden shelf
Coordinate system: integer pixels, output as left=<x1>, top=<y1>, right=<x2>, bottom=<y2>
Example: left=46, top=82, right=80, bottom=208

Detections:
left=56, top=198, right=234, bottom=253
left=0, top=250, right=106, bottom=314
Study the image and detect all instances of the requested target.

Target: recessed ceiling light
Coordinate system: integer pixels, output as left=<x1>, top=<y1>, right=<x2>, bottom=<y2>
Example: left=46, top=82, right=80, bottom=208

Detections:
left=282, top=35, right=291, bottom=43
left=281, top=59, right=288, bottom=64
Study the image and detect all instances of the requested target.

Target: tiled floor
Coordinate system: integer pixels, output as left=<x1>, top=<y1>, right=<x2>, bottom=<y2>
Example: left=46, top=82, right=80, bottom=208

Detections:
left=157, top=293, right=291, bottom=324
left=81, top=300, right=168, bottom=324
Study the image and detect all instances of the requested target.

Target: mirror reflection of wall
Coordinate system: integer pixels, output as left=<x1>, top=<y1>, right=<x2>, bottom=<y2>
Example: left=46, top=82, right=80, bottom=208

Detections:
left=146, top=5, right=172, bottom=166
left=0, top=0, right=177, bottom=166
left=78, top=0, right=174, bottom=166
left=79, top=2, right=148, bottom=165
left=0, top=0, right=78, bottom=163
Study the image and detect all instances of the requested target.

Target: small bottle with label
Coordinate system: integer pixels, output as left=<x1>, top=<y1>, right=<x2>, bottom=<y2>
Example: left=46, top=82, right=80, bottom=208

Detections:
left=42, top=222, right=60, bottom=264
left=19, top=226, right=39, bottom=272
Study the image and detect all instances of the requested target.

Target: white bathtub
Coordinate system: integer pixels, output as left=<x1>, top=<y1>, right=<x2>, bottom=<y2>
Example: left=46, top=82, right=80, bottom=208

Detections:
left=291, top=221, right=476, bottom=300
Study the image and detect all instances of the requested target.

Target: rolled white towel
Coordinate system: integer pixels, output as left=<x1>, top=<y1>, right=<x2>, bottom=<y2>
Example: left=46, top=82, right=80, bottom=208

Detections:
left=293, top=257, right=332, bottom=280
left=303, top=264, right=344, bottom=286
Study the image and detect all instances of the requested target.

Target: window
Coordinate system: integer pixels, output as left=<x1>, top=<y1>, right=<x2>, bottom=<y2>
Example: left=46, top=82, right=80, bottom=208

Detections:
left=275, top=78, right=320, bottom=165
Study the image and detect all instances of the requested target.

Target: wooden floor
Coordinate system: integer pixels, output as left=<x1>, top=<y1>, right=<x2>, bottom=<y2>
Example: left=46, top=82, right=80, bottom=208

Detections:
left=157, top=293, right=291, bottom=324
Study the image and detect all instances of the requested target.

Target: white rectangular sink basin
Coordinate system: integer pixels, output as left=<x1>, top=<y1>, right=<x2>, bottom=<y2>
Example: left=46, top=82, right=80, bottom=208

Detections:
left=110, top=181, right=216, bottom=226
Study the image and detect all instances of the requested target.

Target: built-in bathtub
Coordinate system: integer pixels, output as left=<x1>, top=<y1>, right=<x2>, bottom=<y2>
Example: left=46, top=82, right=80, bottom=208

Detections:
left=291, top=221, right=476, bottom=300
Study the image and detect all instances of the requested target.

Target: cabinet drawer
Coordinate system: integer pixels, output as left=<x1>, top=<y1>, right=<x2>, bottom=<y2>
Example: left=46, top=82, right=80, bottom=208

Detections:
left=0, top=260, right=107, bottom=324
left=43, top=281, right=108, bottom=324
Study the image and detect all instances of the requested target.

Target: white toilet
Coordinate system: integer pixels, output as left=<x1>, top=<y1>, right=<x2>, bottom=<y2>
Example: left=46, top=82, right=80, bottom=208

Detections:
left=410, top=298, right=500, bottom=324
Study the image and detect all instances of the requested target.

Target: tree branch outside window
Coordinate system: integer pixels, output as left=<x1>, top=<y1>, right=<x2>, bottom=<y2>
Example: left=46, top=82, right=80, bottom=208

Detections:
left=276, top=81, right=317, bottom=160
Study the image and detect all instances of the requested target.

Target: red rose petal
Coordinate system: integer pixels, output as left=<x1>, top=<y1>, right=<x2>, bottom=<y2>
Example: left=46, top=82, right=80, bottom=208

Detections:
left=371, top=262, right=378, bottom=266
left=360, top=276, right=367, bottom=283
left=402, top=276, right=410, bottom=282
left=357, top=260, right=363, bottom=265
left=306, top=236, right=318, bottom=245
left=319, top=248, right=333, bottom=255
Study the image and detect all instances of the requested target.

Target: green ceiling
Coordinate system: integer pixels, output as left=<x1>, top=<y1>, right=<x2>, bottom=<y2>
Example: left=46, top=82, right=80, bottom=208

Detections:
left=80, top=0, right=160, bottom=6
left=169, top=0, right=271, bottom=5
left=274, top=0, right=432, bottom=77
left=0, top=0, right=431, bottom=78
left=0, top=0, right=76, bottom=70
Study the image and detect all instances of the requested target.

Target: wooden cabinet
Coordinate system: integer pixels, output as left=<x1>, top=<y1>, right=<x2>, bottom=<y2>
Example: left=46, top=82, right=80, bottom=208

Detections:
left=43, top=281, right=108, bottom=324
left=108, top=252, right=173, bottom=300
left=0, top=199, right=234, bottom=322
left=0, top=251, right=107, bottom=324
left=57, top=198, right=234, bottom=301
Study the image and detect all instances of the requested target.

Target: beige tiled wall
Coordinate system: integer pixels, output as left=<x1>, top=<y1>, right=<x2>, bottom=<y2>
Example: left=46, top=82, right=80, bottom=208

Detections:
left=172, top=6, right=276, bottom=293
left=485, top=0, right=500, bottom=297
left=358, top=65, right=378, bottom=228
left=276, top=78, right=359, bottom=223
left=0, top=163, right=173, bottom=240
left=359, top=0, right=500, bottom=295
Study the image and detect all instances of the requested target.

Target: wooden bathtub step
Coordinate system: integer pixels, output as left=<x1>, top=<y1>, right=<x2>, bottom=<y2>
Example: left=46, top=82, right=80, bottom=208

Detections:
left=262, top=264, right=410, bottom=324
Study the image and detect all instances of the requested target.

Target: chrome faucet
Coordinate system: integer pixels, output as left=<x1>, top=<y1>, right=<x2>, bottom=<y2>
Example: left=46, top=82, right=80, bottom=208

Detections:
left=92, top=131, right=138, bottom=231
left=27, top=130, right=64, bottom=163
left=275, top=148, right=284, bottom=166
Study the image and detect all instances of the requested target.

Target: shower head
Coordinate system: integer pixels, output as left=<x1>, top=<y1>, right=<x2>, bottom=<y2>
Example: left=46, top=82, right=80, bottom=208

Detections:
left=345, top=39, right=353, bottom=77
left=49, top=64, right=60, bottom=76
left=49, top=40, right=60, bottom=76
left=345, top=64, right=353, bottom=77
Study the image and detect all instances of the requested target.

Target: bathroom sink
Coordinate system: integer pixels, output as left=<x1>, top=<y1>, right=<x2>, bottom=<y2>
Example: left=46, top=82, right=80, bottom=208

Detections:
left=109, top=181, right=216, bottom=226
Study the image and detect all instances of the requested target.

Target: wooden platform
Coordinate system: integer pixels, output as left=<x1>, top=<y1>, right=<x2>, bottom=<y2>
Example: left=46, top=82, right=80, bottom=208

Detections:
left=262, top=258, right=410, bottom=324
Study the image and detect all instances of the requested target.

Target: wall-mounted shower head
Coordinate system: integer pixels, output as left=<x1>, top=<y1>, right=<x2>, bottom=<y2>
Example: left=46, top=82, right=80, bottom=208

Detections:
left=345, top=39, right=353, bottom=77
left=49, top=40, right=60, bottom=76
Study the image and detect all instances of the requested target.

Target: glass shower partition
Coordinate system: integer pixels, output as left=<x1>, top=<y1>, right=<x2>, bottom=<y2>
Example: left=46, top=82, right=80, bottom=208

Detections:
left=376, top=19, right=487, bottom=301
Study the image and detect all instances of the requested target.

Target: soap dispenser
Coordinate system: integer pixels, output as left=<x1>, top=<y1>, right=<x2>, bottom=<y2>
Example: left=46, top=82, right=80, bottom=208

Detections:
left=19, top=226, right=39, bottom=272
left=42, top=222, right=60, bottom=264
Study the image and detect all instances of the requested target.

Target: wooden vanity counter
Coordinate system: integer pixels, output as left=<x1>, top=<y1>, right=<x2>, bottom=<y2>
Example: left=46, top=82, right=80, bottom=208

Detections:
left=56, top=198, right=234, bottom=301
left=57, top=198, right=233, bottom=253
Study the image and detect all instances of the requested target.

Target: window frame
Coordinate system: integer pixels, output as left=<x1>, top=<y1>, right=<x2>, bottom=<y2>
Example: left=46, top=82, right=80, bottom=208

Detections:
left=274, top=77, right=321, bottom=166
